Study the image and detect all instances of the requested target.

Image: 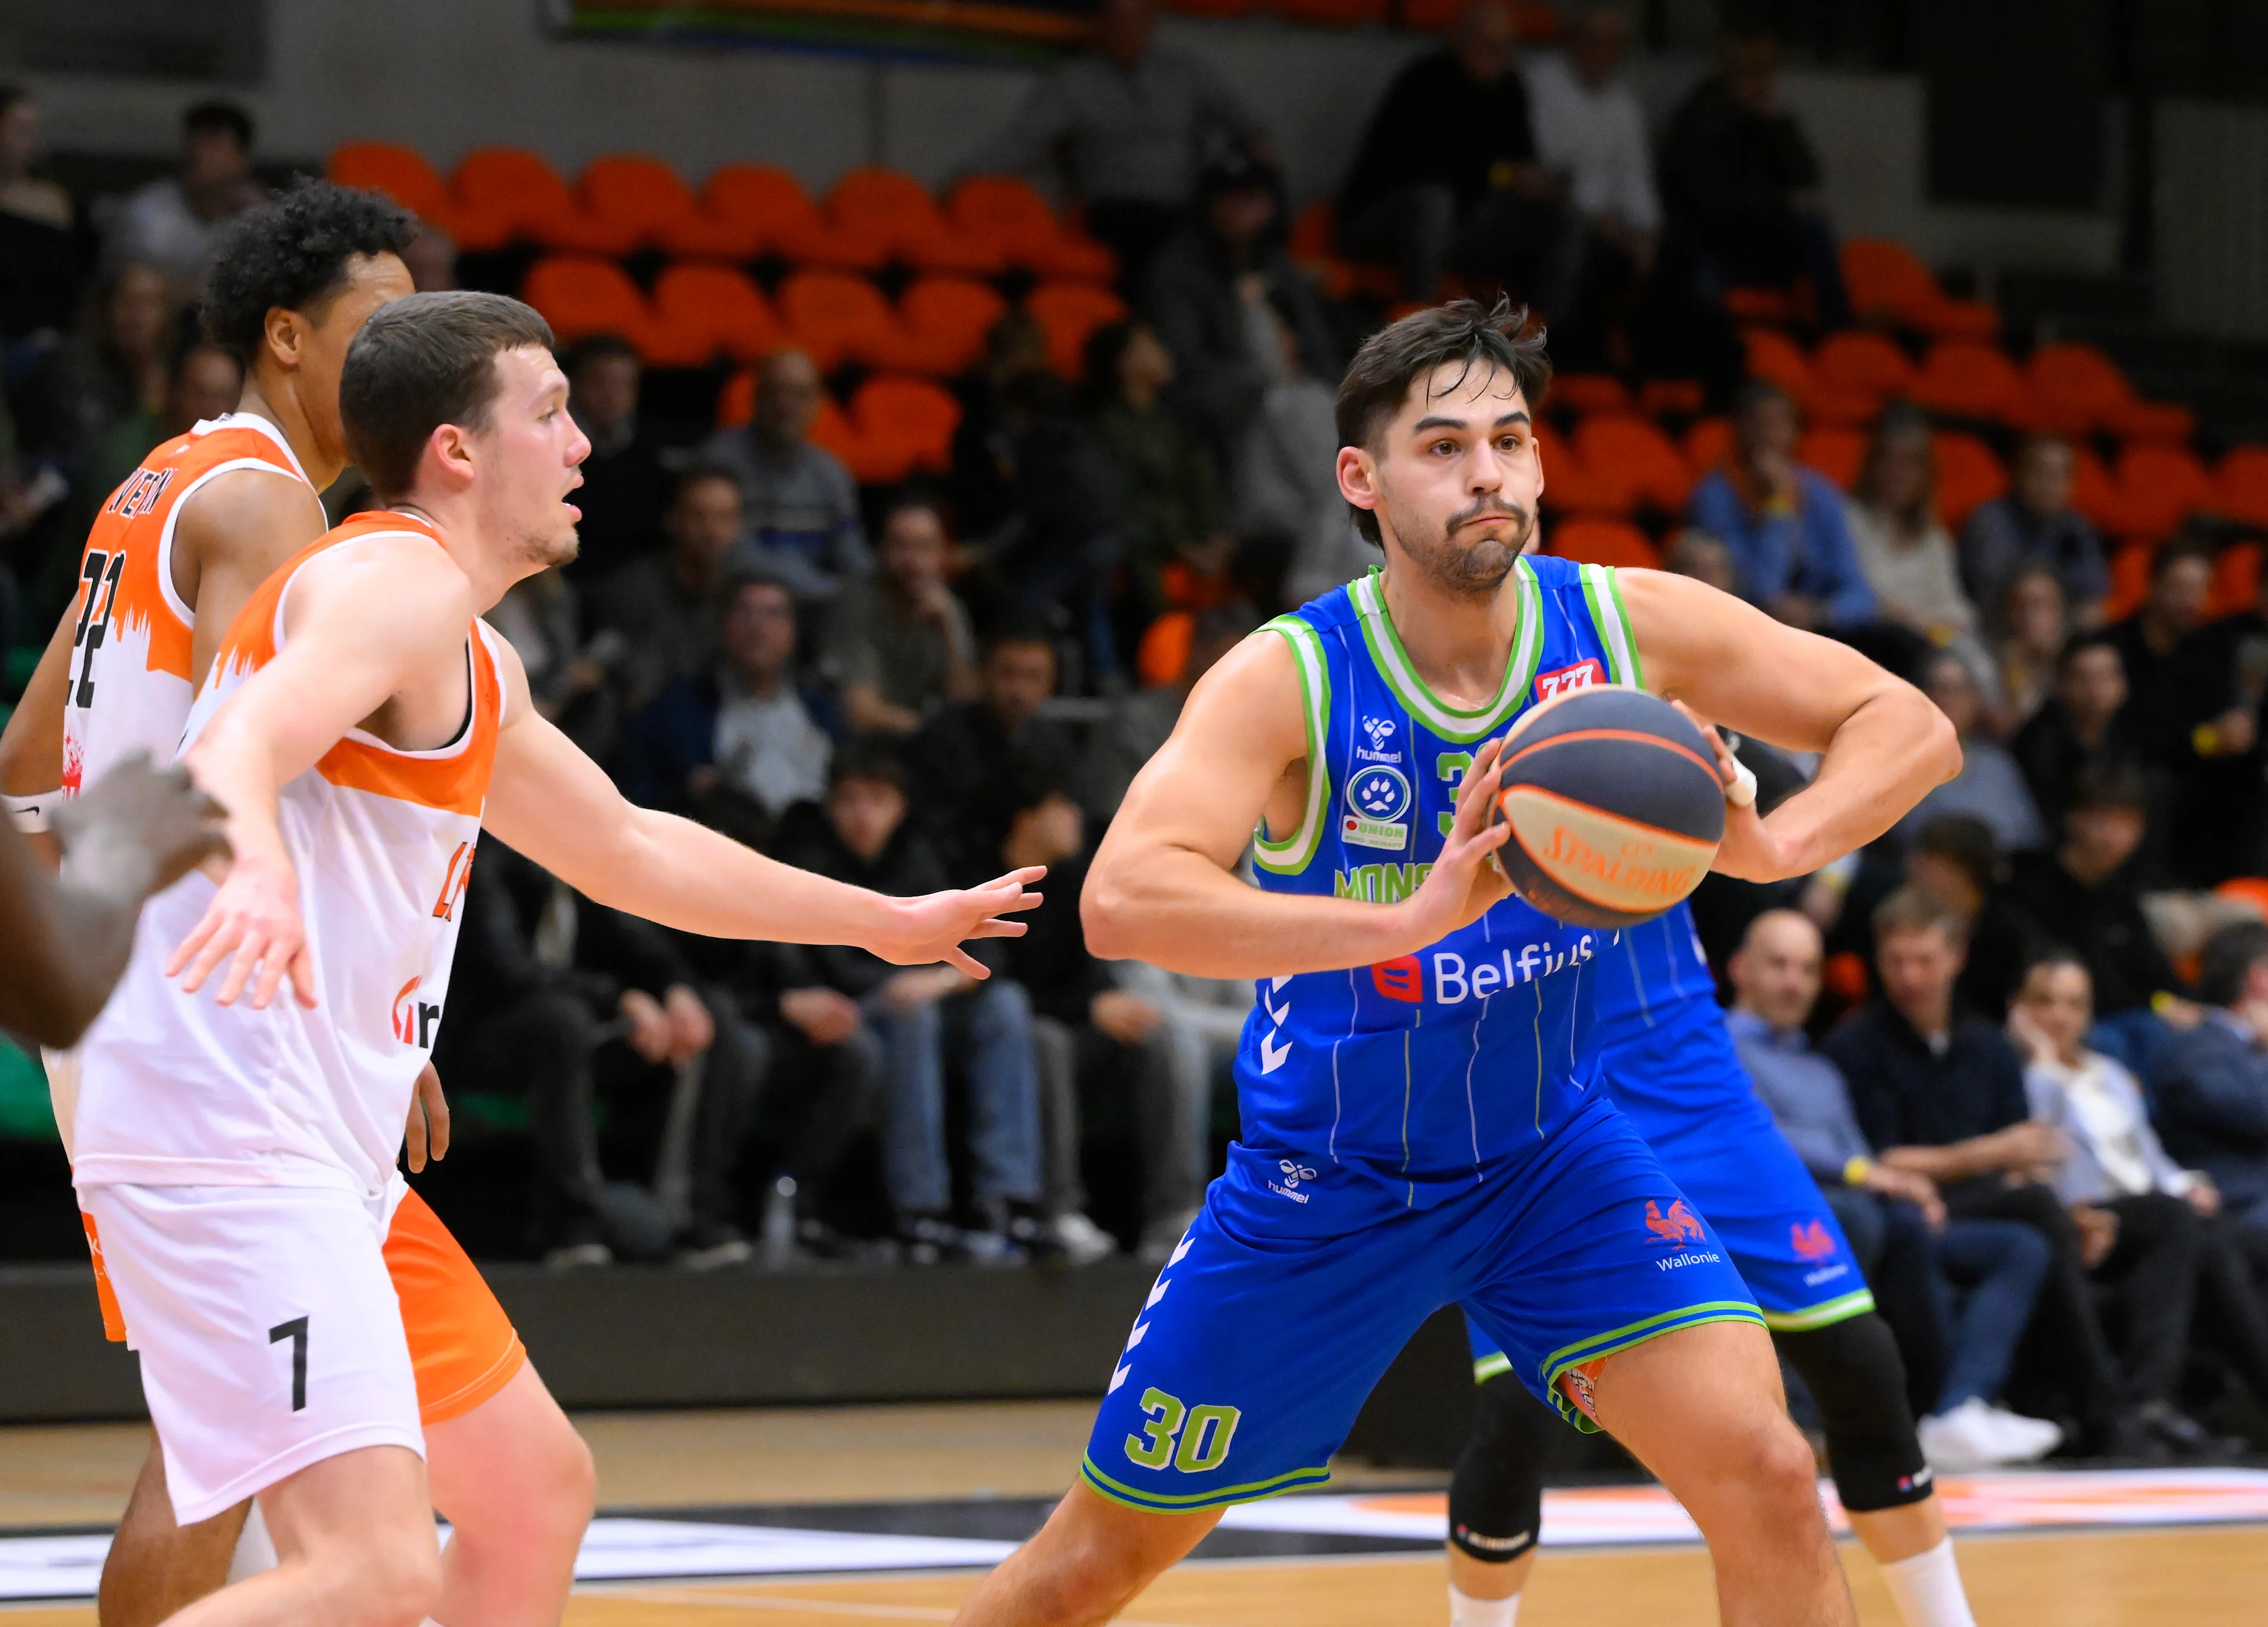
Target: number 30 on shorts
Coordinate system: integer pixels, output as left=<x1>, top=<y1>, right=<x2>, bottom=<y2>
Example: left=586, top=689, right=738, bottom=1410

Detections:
left=1123, top=1387, right=1240, bottom=1473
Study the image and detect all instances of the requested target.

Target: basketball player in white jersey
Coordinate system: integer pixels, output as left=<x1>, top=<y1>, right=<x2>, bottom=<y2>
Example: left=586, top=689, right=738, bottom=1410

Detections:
left=73, top=289, right=1042, bottom=1627
left=0, top=187, right=594, bottom=1627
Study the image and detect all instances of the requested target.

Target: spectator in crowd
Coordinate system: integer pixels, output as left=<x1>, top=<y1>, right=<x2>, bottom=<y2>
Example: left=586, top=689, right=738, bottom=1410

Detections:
left=0, top=86, right=83, bottom=344
left=820, top=490, right=980, bottom=737
left=1083, top=320, right=1227, bottom=622
left=1335, top=0, right=1569, bottom=307
left=433, top=838, right=767, bottom=1269
left=1900, top=652, right=2045, bottom=855
left=1686, top=380, right=1875, bottom=630
left=1824, top=889, right=2159, bottom=1456
left=1079, top=601, right=1256, bottom=819
left=1231, top=297, right=1363, bottom=606
left=2010, top=634, right=2136, bottom=838
left=964, top=0, right=1271, bottom=288
left=775, top=741, right=1045, bottom=1261
left=400, top=219, right=457, bottom=292
left=2169, top=565, right=2268, bottom=882
left=2001, top=762, right=2179, bottom=1032
left=103, top=101, right=265, bottom=289
left=906, top=626, right=1078, bottom=884
left=1726, top=909, right=2060, bottom=1465
left=1519, top=5, right=1660, bottom=371
left=2107, top=539, right=2217, bottom=760
left=2018, top=948, right=2268, bottom=1414
left=1663, top=526, right=1741, bottom=596
left=562, top=333, right=671, bottom=585
left=73, top=340, right=242, bottom=533
left=1904, top=815, right=2032, bottom=1023
left=615, top=568, right=842, bottom=848
left=1959, top=434, right=2109, bottom=633
left=1146, top=151, right=1338, bottom=468
left=1845, top=404, right=1987, bottom=678
left=949, top=310, right=1051, bottom=545
left=19, top=261, right=177, bottom=474
left=698, top=348, right=869, bottom=603
left=979, top=367, right=1129, bottom=681
left=593, top=465, right=745, bottom=717
left=1993, top=564, right=2070, bottom=736
left=486, top=567, right=615, bottom=759
left=1658, top=29, right=1849, bottom=328
left=2153, top=922, right=2268, bottom=1269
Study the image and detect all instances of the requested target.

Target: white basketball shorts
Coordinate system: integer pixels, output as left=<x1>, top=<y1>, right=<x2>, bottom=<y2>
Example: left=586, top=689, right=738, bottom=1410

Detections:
left=79, top=1183, right=425, bottom=1524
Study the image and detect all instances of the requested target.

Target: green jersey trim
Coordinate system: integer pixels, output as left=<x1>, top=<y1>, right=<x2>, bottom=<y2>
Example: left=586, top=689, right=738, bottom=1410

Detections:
left=1758, top=1290, right=1876, bottom=1333
left=1348, top=564, right=1544, bottom=742
left=1472, top=1349, right=1514, bottom=1384
left=1078, top=1453, right=1334, bottom=1512
left=1579, top=564, right=1644, bottom=689
left=1252, top=614, right=1332, bottom=875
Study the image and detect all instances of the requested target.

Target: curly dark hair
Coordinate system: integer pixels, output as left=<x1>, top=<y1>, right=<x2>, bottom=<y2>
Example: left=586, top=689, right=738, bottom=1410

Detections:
left=202, top=179, right=415, bottom=366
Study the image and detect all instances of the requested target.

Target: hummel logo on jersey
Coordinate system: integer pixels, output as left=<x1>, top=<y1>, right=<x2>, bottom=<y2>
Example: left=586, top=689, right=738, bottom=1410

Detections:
left=1269, top=1159, right=1318, bottom=1205
left=1644, top=1199, right=1706, bottom=1244
left=1355, top=714, right=1402, bottom=765
left=1535, top=658, right=1605, bottom=701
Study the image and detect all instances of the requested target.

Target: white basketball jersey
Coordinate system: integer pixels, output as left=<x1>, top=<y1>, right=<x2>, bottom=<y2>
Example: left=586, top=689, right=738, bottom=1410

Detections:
left=71, top=513, right=503, bottom=1198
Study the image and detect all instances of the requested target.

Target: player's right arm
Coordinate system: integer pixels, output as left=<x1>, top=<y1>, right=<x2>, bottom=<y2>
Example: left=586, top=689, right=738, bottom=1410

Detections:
left=1083, top=631, right=1512, bottom=980
left=0, top=603, right=79, bottom=867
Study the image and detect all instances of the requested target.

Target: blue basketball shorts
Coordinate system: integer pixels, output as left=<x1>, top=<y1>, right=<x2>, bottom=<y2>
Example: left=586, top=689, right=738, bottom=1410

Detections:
left=1079, top=1095, right=1761, bottom=1515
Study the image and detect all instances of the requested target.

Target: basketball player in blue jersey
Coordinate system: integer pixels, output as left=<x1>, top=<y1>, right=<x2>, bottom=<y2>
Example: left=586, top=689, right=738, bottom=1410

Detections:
left=1450, top=896, right=1987, bottom=1627
left=950, top=300, right=1959, bottom=1627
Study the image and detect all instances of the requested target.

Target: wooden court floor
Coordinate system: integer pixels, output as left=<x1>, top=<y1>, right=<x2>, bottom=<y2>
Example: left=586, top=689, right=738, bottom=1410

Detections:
left=4, top=1400, right=2265, bottom=1624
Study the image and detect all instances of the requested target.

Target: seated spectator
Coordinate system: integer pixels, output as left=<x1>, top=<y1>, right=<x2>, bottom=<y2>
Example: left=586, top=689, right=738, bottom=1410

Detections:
left=820, top=490, right=979, bottom=737
left=949, top=310, right=1051, bottom=545
left=1231, top=300, right=1364, bottom=608
left=1686, top=380, right=1875, bottom=630
left=0, top=86, right=84, bottom=343
left=74, top=339, right=242, bottom=535
left=615, top=568, right=841, bottom=847
left=1900, top=652, right=2045, bottom=857
left=696, top=348, right=869, bottom=603
left=1335, top=0, right=1572, bottom=307
left=1992, top=564, right=2070, bottom=737
left=774, top=740, right=1045, bottom=1261
left=1959, top=434, right=2109, bottom=632
left=2010, top=634, right=2136, bottom=837
left=906, top=626, right=1078, bottom=884
left=592, top=464, right=744, bottom=716
left=1079, top=601, right=1256, bottom=819
left=2000, top=762, right=2179, bottom=1031
left=1824, top=888, right=2155, bottom=1455
left=2153, top=922, right=2268, bottom=1271
left=1657, top=29, right=1849, bottom=327
left=2018, top=949, right=2268, bottom=1417
left=1727, top=909, right=2060, bottom=1465
left=433, top=838, right=767, bottom=1268
left=2109, top=538, right=2243, bottom=887
left=1845, top=404, right=1987, bottom=678
left=20, top=260, right=177, bottom=476
left=103, top=100, right=265, bottom=289
left=2169, top=562, right=2268, bottom=882
left=1904, top=814, right=2033, bottom=1023
left=562, top=333, right=671, bottom=585
left=1147, top=151, right=1338, bottom=467
left=486, top=567, right=615, bottom=759
left=1083, top=320, right=1228, bottom=622
left=401, top=219, right=457, bottom=292
left=1663, top=527, right=1741, bottom=596
left=962, top=0, right=1272, bottom=290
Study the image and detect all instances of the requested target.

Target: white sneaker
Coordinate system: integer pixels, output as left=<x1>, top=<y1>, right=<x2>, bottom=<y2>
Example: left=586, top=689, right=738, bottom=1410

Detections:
left=1980, top=1402, right=2062, bottom=1462
left=1050, top=1211, right=1117, bottom=1267
left=1918, top=1397, right=2033, bottom=1471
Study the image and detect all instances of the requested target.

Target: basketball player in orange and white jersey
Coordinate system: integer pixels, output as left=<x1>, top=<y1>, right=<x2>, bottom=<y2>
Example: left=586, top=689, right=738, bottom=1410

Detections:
left=73, top=289, right=1042, bottom=1627
left=0, top=187, right=593, bottom=1627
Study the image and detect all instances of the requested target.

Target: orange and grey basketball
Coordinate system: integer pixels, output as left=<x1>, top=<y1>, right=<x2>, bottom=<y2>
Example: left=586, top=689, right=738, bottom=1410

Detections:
left=1491, top=686, right=1725, bottom=929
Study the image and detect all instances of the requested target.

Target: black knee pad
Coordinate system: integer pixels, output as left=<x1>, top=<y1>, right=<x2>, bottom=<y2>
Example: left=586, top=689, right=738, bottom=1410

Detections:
left=1447, top=1374, right=1557, bottom=1563
left=1775, top=1313, right=1933, bottom=1511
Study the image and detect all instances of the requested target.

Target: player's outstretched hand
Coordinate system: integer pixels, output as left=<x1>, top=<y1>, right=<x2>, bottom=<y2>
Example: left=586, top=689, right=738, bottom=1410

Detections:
left=868, top=865, right=1045, bottom=978
left=164, top=847, right=317, bottom=1010
left=405, top=1062, right=451, bottom=1173
left=53, top=753, right=230, bottom=901
left=1401, top=737, right=1512, bottom=947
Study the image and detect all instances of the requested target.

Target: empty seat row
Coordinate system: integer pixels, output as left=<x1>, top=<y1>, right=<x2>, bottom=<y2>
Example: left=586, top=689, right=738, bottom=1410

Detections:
left=521, top=257, right=1127, bottom=377
left=328, top=144, right=1116, bottom=280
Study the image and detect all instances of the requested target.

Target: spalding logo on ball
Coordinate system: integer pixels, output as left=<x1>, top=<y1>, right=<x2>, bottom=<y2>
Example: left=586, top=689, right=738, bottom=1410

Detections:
left=1490, top=685, right=1725, bottom=929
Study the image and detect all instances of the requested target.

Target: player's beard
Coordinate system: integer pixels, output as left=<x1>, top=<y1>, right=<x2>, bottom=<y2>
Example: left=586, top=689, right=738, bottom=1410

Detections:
left=1384, top=489, right=1534, bottom=601
left=522, top=519, right=580, bottom=571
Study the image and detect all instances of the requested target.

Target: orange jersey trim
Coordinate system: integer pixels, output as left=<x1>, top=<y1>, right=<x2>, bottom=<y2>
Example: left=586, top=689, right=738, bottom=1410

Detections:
left=384, top=1186, right=526, bottom=1424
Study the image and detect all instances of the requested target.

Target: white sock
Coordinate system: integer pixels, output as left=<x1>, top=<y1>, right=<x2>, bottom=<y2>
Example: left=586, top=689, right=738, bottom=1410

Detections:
left=1878, top=1538, right=1976, bottom=1627
left=1448, top=1582, right=1520, bottom=1627
left=223, top=1501, right=278, bottom=1583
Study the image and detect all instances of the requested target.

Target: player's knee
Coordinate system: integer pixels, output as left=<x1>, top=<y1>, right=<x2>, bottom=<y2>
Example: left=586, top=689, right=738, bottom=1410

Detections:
left=1745, top=1417, right=1826, bottom=1517
left=315, top=1531, right=443, bottom=1627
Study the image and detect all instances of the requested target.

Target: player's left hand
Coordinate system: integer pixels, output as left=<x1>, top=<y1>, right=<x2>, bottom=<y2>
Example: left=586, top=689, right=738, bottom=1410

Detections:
left=870, top=865, right=1045, bottom=978
left=165, top=847, right=317, bottom=1010
left=405, top=1062, right=451, bottom=1173
left=1673, top=702, right=1791, bottom=882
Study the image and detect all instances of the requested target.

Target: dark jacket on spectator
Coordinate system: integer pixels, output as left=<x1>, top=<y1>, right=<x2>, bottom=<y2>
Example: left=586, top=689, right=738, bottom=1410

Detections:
left=1956, top=495, right=2109, bottom=627
left=2150, top=1015, right=2268, bottom=1213
left=1145, top=220, right=1338, bottom=462
left=1823, top=998, right=2030, bottom=1161
left=1337, top=49, right=1540, bottom=220
left=565, top=424, right=673, bottom=587
left=1003, top=848, right=1110, bottom=1027
left=773, top=818, right=956, bottom=998
left=2009, top=700, right=2140, bottom=838
left=904, top=702, right=1080, bottom=886
left=2000, top=849, right=2175, bottom=1018
left=1657, top=75, right=1820, bottom=246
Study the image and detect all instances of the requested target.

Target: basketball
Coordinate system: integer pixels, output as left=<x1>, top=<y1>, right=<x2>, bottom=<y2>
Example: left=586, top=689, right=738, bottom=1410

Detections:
left=1491, top=686, right=1726, bottom=929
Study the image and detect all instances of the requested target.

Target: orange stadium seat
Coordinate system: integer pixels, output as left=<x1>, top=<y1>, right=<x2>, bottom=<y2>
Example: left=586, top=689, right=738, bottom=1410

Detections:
left=714, top=368, right=872, bottom=469
left=1550, top=374, right=1631, bottom=415
left=649, top=263, right=781, bottom=365
left=848, top=375, right=964, bottom=482
left=1797, top=425, right=1868, bottom=489
left=1741, top=327, right=1814, bottom=401
left=1907, top=340, right=2028, bottom=424
left=573, top=156, right=699, bottom=254
left=1270, top=0, right=1390, bottom=24
left=946, top=177, right=1115, bottom=282
left=699, top=165, right=878, bottom=268
left=1546, top=518, right=1660, bottom=571
left=455, top=148, right=637, bottom=255
left=827, top=168, right=1002, bottom=275
left=1840, top=237, right=1998, bottom=341
left=775, top=269, right=905, bottom=372
left=1288, top=201, right=1403, bottom=301
left=2105, top=543, right=2153, bottom=620
left=2022, top=341, right=2197, bottom=443
left=1539, top=441, right=1631, bottom=518
left=1027, top=282, right=1129, bottom=377
left=2212, top=541, right=2263, bottom=617
left=1572, top=414, right=1692, bottom=512
left=329, top=142, right=458, bottom=235
left=2217, top=445, right=2268, bottom=527
left=1930, top=431, right=2006, bottom=528
left=2069, top=445, right=2116, bottom=528
left=2094, top=443, right=2215, bottom=544
left=1682, top=415, right=1732, bottom=478
left=520, top=256, right=660, bottom=353
left=1637, top=379, right=1706, bottom=418
left=1811, top=330, right=1915, bottom=404
left=894, top=276, right=1009, bottom=378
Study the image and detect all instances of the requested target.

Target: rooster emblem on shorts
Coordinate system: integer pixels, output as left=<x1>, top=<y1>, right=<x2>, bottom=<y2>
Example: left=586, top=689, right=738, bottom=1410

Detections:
left=1790, top=1219, right=1838, bottom=1261
left=1644, top=1199, right=1706, bottom=1244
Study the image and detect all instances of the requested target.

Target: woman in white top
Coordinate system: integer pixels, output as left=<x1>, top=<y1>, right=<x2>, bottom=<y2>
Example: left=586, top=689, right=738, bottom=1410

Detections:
left=1845, top=404, right=1996, bottom=697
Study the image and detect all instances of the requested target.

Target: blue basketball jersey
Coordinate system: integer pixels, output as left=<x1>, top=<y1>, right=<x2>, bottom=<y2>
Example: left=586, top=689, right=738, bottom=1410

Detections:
left=1227, top=558, right=1645, bottom=1227
left=1592, top=901, right=1722, bottom=1057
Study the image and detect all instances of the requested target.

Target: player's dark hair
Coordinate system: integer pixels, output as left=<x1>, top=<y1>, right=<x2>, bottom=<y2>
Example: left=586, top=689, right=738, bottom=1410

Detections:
left=2196, top=919, right=2268, bottom=1008
left=984, top=617, right=1058, bottom=660
left=184, top=99, right=255, bottom=149
left=829, top=735, right=907, bottom=793
left=1872, top=886, right=1967, bottom=946
left=340, top=291, right=555, bottom=502
left=203, top=180, right=415, bottom=366
left=716, top=563, right=796, bottom=608
left=2150, top=534, right=2215, bottom=583
left=2055, top=630, right=2121, bottom=676
left=1732, top=377, right=1795, bottom=421
left=1335, top=298, right=1551, bottom=545
left=2016, top=942, right=2090, bottom=993
left=672, top=461, right=742, bottom=508
left=1912, top=814, right=2002, bottom=897
left=880, top=480, right=949, bottom=532
left=2067, top=759, right=2150, bottom=817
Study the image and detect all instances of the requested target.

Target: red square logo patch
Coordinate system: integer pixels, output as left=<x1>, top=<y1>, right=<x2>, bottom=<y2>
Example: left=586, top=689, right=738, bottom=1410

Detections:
left=1535, top=659, right=1604, bottom=701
